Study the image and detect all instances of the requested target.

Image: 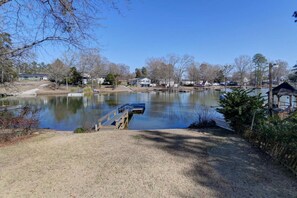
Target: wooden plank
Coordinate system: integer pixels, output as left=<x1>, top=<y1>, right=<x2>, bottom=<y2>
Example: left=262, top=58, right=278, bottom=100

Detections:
left=96, top=103, right=146, bottom=130
left=103, top=113, right=123, bottom=126
left=98, top=109, right=117, bottom=124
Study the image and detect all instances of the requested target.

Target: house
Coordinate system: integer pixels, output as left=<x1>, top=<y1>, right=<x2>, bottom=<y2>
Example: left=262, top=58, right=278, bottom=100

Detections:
left=19, top=73, right=48, bottom=81
left=81, top=73, right=90, bottom=85
left=181, top=80, right=195, bottom=86
left=159, top=79, right=175, bottom=87
left=96, top=75, right=106, bottom=85
left=243, top=77, right=249, bottom=86
left=128, top=78, right=151, bottom=87
left=196, top=81, right=211, bottom=86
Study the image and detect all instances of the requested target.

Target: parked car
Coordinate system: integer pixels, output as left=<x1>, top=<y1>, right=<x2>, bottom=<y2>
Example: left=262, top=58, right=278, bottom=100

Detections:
left=227, top=81, right=238, bottom=86
left=195, top=83, right=204, bottom=87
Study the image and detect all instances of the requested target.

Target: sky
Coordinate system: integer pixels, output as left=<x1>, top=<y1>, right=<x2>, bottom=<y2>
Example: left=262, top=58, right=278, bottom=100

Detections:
left=37, top=0, right=297, bottom=71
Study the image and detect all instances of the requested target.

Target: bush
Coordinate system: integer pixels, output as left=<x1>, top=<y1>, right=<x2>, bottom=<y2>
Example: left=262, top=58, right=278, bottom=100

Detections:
left=0, top=105, right=39, bottom=142
left=189, top=105, right=216, bottom=129
left=74, top=127, right=87, bottom=133
left=256, top=116, right=297, bottom=148
left=217, top=89, right=265, bottom=134
left=189, top=120, right=216, bottom=129
left=0, top=105, right=39, bottom=132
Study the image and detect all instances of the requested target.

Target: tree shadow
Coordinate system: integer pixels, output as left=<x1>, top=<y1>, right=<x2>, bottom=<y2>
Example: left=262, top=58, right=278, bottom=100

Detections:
left=131, top=128, right=297, bottom=197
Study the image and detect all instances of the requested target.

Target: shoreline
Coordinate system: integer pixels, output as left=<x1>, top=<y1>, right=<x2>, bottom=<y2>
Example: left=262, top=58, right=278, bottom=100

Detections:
left=0, top=80, right=262, bottom=98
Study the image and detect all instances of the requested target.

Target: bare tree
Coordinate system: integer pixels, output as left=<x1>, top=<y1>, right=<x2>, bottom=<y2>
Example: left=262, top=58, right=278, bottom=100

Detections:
left=62, top=51, right=79, bottom=69
left=208, top=65, right=221, bottom=83
left=0, top=0, right=128, bottom=59
left=273, top=60, right=289, bottom=84
left=146, top=57, right=165, bottom=83
left=222, top=64, right=234, bottom=87
left=173, top=54, right=194, bottom=85
left=78, top=48, right=108, bottom=87
left=106, top=62, right=130, bottom=86
left=234, top=55, right=251, bottom=86
left=187, top=62, right=200, bottom=82
left=48, top=59, right=69, bottom=89
left=199, top=63, right=219, bottom=83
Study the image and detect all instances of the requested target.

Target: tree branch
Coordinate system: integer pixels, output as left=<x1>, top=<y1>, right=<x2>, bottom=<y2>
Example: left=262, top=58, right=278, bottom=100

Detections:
left=0, top=0, right=12, bottom=6
left=0, top=36, right=72, bottom=58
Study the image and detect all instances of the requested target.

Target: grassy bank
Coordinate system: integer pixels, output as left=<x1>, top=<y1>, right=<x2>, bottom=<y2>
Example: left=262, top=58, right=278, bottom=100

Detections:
left=0, top=128, right=296, bottom=197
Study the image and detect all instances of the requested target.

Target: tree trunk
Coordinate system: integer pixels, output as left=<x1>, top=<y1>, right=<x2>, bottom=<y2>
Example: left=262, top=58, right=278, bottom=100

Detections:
left=1, top=69, right=4, bottom=83
left=55, top=76, right=58, bottom=89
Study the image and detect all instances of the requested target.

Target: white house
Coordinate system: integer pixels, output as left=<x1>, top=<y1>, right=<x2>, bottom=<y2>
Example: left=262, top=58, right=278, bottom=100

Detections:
left=159, top=79, right=175, bottom=87
left=128, top=78, right=151, bottom=87
left=181, top=80, right=195, bottom=86
left=82, top=74, right=106, bottom=85
left=82, top=73, right=90, bottom=85
left=19, top=73, right=48, bottom=81
left=96, top=75, right=106, bottom=85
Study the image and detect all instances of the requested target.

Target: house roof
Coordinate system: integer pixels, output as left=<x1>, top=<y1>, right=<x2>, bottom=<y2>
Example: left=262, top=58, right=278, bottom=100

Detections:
left=268, top=82, right=297, bottom=96
left=129, top=77, right=150, bottom=80
left=19, top=73, right=48, bottom=77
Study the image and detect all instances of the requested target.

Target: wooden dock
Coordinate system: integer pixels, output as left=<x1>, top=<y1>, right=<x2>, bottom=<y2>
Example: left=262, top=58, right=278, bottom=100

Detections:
left=95, top=103, right=145, bottom=131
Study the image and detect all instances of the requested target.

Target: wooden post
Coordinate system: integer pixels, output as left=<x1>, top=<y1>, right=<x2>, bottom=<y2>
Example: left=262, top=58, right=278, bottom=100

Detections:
left=268, top=63, right=273, bottom=116
left=289, top=95, right=292, bottom=111
left=277, top=95, right=280, bottom=108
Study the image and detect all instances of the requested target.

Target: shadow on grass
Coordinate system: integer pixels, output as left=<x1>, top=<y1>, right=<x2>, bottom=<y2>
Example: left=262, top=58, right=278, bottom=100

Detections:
left=132, top=128, right=297, bottom=197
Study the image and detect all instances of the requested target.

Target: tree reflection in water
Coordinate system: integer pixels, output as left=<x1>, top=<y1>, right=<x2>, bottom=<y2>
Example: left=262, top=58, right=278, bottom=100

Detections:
left=2, top=90, right=222, bottom=130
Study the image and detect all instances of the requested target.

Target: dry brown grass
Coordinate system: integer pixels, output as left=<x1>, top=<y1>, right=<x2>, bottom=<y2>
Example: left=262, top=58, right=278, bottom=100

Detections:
left=0, top=128, right=296, bottom=197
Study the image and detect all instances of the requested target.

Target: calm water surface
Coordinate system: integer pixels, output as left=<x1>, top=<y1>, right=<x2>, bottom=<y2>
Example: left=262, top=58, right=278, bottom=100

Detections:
left=2, top=90, right=223, bottom=130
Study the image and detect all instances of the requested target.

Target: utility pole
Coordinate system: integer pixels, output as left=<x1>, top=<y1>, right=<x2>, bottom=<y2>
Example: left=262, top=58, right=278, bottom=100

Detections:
left=268, top=63, right=278, bottom=116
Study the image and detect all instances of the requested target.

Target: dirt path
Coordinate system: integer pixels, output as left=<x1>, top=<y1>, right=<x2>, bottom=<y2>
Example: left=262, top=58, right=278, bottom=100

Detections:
left=0, top=129, right=296, bottom=197
left=0, top=81, right=49, bottom=96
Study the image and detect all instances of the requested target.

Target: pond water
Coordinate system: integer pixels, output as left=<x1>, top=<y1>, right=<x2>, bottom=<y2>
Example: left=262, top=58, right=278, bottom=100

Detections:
left=1, top=90, right=224, bottom=130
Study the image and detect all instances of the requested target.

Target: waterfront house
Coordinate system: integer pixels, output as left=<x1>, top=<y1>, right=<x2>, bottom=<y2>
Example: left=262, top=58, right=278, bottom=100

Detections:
left=82, top=73, right=90, bottom=85
left=159, top=79, right=175, bottom=87
left=19, top=73, right=48, bottom=81
left=181, top=80, right=195, bottom=86
left=96, top=75, right=106, bottom=85
left=128, top=78, right=151, bottom=87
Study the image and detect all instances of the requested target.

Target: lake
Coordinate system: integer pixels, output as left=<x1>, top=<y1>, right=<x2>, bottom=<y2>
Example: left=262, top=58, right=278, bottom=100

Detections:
left=1, top=90, right=224, bottom=130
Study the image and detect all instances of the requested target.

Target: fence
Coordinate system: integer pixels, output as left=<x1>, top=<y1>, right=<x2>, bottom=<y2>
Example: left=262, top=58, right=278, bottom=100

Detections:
left=253, top=139, right=297, bottom=176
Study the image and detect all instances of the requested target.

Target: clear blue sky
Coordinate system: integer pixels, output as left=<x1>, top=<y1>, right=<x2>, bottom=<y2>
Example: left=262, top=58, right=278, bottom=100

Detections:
left=37, top=0, right=297, bottom=71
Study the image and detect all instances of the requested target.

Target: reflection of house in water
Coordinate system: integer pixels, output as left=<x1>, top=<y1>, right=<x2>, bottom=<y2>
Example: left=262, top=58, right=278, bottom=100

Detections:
left=83, top=97, right=89, bottom=108
left=94, top=94, right=105, bottom=103
left=40, top=97, right=48, bottom=105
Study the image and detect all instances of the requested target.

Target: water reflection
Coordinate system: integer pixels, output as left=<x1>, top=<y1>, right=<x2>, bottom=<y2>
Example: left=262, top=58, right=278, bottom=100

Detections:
left=1, top=90, right=222, bottom=130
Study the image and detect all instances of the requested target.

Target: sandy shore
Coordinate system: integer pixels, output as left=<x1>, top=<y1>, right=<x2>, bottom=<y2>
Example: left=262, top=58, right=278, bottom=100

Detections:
left=1, top=80, right=228, bottom=97
left=0, top=128, right=296, bottom=198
